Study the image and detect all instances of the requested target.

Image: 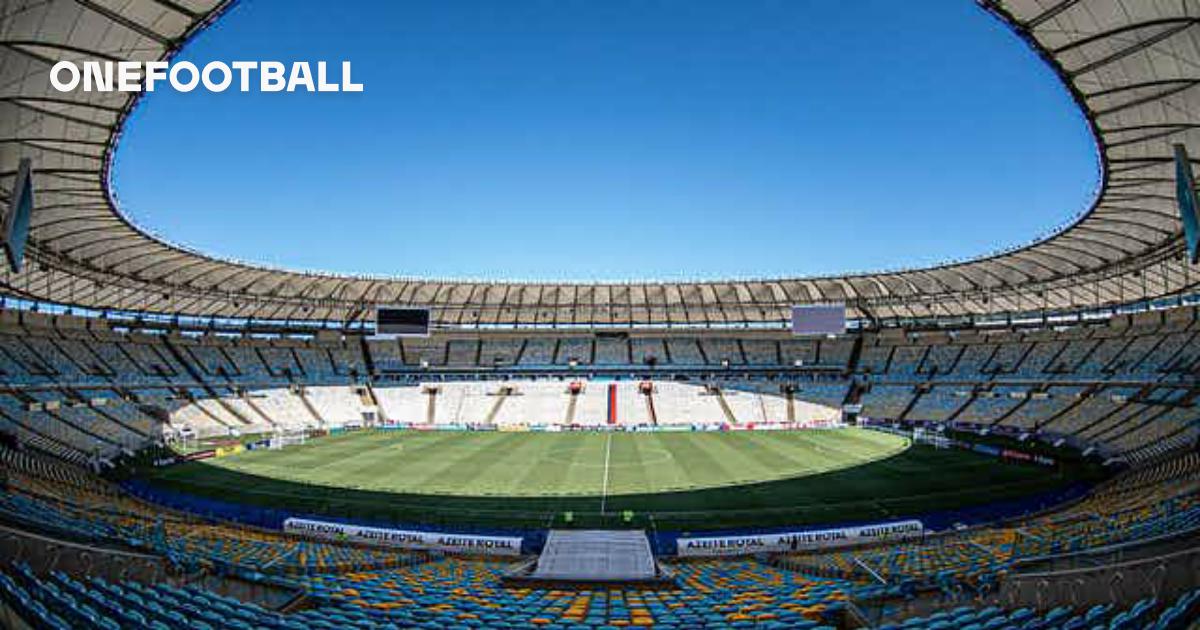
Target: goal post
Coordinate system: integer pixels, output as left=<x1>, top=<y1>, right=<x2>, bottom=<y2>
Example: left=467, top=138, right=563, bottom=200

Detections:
left=270, top=428, right=308, bottom=450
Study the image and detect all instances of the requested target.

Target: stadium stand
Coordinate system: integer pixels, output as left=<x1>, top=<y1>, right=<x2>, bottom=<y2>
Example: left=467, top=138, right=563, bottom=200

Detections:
left=5, top=306, right=1198, bottom=627
left=776, top=451, right=1200, bottom=587
left=2, top=304, right=1198, bottom=453
left=0, top=428, right=1196, bottom=628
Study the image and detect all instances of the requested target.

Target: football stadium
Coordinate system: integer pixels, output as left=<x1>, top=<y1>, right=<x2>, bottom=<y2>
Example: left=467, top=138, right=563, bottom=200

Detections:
left=1, top=0, right=1199, bottom=628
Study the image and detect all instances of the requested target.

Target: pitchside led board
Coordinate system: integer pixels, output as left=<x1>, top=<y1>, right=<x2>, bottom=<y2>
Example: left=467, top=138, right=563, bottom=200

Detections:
left=2, top=158, right=33, bottom=273
left=375, top=306, right=431, bottom=337
left=1175, top=144, right=1200, bottom=265
left=790, top=304, right=846, bottom=336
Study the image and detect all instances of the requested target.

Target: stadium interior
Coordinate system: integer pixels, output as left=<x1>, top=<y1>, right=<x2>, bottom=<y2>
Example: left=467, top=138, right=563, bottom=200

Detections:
left=2, top=0, right=1200, bottom=628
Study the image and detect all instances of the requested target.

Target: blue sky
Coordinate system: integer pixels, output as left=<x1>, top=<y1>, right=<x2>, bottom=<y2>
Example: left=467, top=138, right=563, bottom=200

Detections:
left=113, top=0, right=1098, bottom=281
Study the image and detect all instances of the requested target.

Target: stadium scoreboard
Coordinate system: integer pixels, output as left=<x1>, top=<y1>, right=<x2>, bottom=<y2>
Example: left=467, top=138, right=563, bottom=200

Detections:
left=791, top=304, right=846, bottom=336
left=375, top=306, right=431, bottom=336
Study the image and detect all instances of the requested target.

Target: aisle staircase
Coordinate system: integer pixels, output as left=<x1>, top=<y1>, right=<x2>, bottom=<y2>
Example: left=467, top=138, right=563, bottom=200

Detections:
left=713, top=387, right=738, bottom=425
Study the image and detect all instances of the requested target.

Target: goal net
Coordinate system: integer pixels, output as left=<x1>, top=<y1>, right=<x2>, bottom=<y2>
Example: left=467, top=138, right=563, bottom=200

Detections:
left=912, top=427, right=951, bottom=449
left=270, top=428, right=307, bottom=450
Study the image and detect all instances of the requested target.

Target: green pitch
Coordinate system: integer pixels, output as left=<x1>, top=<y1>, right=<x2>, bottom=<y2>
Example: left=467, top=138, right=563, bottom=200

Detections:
left=192, top=427, right=907, bottom=496
left=146, top=427, right=1091, bottom=530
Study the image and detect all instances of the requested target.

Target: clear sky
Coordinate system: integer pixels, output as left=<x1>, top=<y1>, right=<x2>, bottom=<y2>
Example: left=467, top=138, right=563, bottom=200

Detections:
left=113, top=0, right=1098, bottom=282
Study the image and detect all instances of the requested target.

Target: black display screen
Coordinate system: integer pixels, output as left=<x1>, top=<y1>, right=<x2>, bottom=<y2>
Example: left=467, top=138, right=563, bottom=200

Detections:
left=376, top=307, right=431, bottom=336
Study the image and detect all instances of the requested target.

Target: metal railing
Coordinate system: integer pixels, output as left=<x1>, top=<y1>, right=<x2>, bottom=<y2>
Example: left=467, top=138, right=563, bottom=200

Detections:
left=0, top=522, right=171, bottom=583
left=999, top=542, right=1200, bottom=612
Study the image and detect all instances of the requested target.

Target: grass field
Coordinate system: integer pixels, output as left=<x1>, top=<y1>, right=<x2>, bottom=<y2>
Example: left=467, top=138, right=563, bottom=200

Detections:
left=188, top=428, right=909, bottom=496
left=146, top=428, right=1093, bottom=530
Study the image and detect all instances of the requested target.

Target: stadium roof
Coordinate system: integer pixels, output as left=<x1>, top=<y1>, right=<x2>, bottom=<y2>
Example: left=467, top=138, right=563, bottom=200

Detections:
left=1, top=0, right=1199, bottom=327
